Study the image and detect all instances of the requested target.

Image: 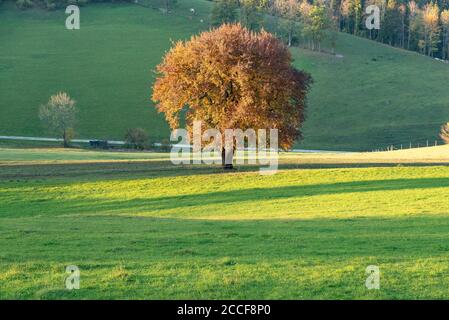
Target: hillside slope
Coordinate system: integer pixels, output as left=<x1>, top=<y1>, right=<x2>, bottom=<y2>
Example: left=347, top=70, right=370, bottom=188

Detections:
left=1, top=1, right=449, bottom=151
left=293, top=34, right=449, bottom=151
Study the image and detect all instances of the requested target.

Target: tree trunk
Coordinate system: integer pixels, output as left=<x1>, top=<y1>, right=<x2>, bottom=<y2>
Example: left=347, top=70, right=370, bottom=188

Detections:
left=442, top=33, right=445, bottom=60
left=407, top=28, right=410, bottom=50
left=402, top=16, right=405, bottom=48
left=63, top=129, right=69, bottom=148
left=443, top=30, right=448, bottom=60
left=221, top=147, right=233, bottom=170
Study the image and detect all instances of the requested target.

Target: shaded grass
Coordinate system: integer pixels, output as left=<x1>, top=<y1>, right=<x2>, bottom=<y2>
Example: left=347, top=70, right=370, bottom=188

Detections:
left=1, top=146, right=449, bottom=182
left=2, top=214, right=449, bottom=299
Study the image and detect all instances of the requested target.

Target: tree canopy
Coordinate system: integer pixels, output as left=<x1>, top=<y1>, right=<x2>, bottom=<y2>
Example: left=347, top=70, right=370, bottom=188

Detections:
left=152, top=23, right=312, bottom=150
left=38, top=92, right=77, bottom=147
left=211, top=0, right=239, bottom=26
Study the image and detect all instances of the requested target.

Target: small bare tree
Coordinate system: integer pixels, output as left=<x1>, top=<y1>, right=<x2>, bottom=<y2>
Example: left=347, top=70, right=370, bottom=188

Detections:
left=440, top=122, right=449, bottom=144
left=39, top=92, right=78, bottom=147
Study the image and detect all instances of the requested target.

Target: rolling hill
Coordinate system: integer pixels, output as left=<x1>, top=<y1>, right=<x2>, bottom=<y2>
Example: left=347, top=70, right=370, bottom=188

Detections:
left=1, top=0, right=449, bottom=151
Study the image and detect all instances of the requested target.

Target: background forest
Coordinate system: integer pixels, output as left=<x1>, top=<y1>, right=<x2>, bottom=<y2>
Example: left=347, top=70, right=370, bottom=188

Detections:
left=8, top=0, right=449, bottom=60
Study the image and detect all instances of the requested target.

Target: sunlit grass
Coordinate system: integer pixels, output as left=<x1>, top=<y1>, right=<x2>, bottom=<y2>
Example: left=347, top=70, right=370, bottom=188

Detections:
left=1, top=157, right=449, bottom=299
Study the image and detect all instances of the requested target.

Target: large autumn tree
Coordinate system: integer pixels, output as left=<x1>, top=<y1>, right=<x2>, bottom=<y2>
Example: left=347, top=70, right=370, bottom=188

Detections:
left=152, top=24, right=311, bottom=166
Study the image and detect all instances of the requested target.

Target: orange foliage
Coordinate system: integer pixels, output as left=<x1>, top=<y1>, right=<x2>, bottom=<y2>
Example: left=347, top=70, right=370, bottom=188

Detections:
left=152, top=24, right=312, bottom=150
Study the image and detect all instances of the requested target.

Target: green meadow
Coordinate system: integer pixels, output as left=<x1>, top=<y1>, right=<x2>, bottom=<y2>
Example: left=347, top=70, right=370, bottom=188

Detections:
left=2, top=0, right=449, bottom=300
left=1, top=147, right=449, bottom=299
left=2, top=1, right=449, bottom=150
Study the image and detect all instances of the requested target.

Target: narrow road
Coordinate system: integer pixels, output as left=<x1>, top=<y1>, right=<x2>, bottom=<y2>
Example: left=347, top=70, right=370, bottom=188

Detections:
left=0, top=135, right=125, bottom=145
left=0, top=135, right=350, bottom=153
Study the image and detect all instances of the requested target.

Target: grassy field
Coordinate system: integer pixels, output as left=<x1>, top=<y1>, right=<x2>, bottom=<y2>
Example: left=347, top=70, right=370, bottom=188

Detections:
left=3, top=0, right=449, bottom=302
left=2, top=1, right=449, bottom=151
left=1, top=147, right=449, bottom=299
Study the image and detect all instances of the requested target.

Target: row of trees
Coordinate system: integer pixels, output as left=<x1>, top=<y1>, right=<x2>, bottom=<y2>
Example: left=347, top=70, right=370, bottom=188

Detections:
left=211, top=0, right=334, bottom=51
left=339, top=0, right=449, bottom=58
left=211, top=0, right=449, bottom=59
left=11, top=0, right=449, bottom=58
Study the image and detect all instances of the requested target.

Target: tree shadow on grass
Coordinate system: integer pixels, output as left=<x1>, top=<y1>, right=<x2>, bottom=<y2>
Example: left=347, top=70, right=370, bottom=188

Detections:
left=75, top=177, right=449, bottom=213
left=9, top=176, right=449, bottom=217
left=2, top=159, right=449, bottom=180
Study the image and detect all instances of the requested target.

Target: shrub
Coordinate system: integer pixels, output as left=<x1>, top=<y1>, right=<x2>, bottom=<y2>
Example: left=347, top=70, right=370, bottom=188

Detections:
left=440, top=122, right=449, bottom=144
left=16, top=0, right=33, bottom=9
left=160, top=138, right=171, bottom=152
left=45, top=0, right=56, bottom=10
left=124, top=128, right=149, bottom=150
